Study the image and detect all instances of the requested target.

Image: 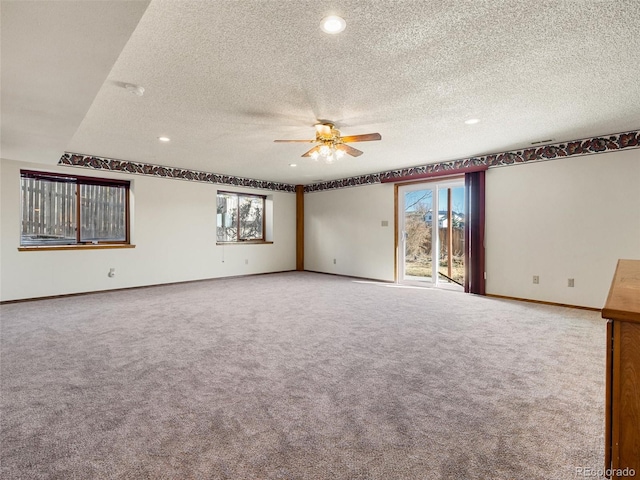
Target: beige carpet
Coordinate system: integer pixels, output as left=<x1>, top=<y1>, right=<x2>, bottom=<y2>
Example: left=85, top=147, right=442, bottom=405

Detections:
left=1, top=272, right=607, bottom=479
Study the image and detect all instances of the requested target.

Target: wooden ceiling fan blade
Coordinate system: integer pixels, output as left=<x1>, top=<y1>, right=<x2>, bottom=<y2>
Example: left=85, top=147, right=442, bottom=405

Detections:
left=301, top=145, right=322, bottom=157
left=340, top=133, right=381, bottom=143
left=337, top=144, right=363, bottom=157
left=274, top=139, right=315, bottom=143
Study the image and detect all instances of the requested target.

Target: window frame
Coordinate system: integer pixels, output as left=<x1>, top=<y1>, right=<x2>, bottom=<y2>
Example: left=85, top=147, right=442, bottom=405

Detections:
left=19, top=170, right=131, bottom=247
left=216, top=190, right=267, bottom=244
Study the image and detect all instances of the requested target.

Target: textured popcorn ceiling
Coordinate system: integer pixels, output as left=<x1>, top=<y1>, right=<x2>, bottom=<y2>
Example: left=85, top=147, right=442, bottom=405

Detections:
left=4, top=1, right=640, bottom=184
left=0, top=0, right=150, bottom=165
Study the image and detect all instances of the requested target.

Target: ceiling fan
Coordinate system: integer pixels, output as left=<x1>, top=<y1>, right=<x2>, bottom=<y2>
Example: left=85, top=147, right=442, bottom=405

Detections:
left=274, top=123, right=381, bottom=162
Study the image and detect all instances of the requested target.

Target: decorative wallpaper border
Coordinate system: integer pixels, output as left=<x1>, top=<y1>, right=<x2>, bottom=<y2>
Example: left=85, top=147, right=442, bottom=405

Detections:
left=59, top=130, right=639, bottom=193
left=59, top=153, right=297, bottom=193
left=304, top=130, right=640, bottom=192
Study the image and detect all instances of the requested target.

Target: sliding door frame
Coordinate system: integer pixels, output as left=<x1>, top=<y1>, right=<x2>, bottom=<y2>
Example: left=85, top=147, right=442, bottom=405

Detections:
left=395, top=176, right=464, bottom=286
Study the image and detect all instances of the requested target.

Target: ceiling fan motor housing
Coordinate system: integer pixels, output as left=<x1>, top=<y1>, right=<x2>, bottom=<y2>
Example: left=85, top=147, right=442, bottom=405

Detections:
left=315, top=123, right=342, bottom=144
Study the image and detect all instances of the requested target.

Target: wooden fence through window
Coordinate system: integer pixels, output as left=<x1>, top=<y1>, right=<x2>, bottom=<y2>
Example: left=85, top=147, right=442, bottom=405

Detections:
left=21, top=177, right=126, bottom=243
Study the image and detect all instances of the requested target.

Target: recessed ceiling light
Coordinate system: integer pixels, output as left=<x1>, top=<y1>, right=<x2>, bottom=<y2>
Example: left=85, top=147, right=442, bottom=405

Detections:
left=158, top=136, right=170, bottom=142
left=124, top=83, right=145, bottom=96
left=320, top=15, right=346, bottom=34
left=289, top=163, right=297, bottom=167
left=464, top=118, right=480, bottom=125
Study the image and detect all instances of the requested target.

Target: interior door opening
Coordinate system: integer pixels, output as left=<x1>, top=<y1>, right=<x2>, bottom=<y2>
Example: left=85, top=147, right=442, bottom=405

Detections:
left=398, top=180, right=465, bottom=290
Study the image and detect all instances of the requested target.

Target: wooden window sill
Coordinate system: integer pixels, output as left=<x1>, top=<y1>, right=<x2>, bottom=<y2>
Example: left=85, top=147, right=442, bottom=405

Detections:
left=18, top=244, right=136, bottom=252
left=216, top=241, right=273, bottom=245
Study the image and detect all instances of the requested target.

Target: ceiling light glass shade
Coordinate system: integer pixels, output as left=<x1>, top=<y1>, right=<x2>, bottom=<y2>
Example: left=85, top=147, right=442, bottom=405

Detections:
left=311, top=143, right=346, bottom=164
left=321, top=15, right=346, bottom=34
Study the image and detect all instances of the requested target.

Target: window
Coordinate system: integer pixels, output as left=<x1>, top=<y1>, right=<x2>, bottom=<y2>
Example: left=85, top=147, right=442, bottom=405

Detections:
left=216, top=191, right=265, bottom=242
left=20, top=170, right=130, bottom=246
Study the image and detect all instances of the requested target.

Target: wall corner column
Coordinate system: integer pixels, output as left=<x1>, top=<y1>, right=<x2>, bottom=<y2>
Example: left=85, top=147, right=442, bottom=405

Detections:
left=296, top=185, right=304, bottom=271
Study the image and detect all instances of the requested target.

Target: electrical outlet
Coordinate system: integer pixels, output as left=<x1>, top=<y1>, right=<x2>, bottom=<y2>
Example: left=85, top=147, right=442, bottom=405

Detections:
left=245, top=259, right=249, bottom=265
left=108, top=268, right=115, bottom=278
left=533, top=275, right=539, bottom=284
left=568, top=278, right=574, bottom=287
left=381, top=220, right=389, bottom=227
left=333, top=258, right=336, bottom=264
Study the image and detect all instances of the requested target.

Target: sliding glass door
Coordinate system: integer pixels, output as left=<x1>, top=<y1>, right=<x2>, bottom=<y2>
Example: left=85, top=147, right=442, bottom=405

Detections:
left=398, top=180, right=465, bottom=288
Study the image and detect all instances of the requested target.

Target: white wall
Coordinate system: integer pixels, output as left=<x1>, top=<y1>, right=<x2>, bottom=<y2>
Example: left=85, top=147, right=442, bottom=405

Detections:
left=304, top=149, right=640, bottom=308
left=304, top=183, right=396, bottom=281
left=0, top=159, right=296, bottom=301
left=4, top=148, right=638, bottom=307
left=485, top=148, right=640, bottom=308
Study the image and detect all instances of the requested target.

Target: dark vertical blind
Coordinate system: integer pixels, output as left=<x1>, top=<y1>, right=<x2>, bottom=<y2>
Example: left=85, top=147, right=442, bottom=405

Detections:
left=465, top=170, right=486, bottom=295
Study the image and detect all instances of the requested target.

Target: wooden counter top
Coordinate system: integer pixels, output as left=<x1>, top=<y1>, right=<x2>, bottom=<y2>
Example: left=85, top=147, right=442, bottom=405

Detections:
left=602, top=259, right=640, bottom=323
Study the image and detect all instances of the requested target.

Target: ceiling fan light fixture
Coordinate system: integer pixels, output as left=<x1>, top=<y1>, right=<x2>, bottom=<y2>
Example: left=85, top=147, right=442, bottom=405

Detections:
left=320, top=15, right=346, bottom=34
left=274, top=122, right=380, bottom=161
